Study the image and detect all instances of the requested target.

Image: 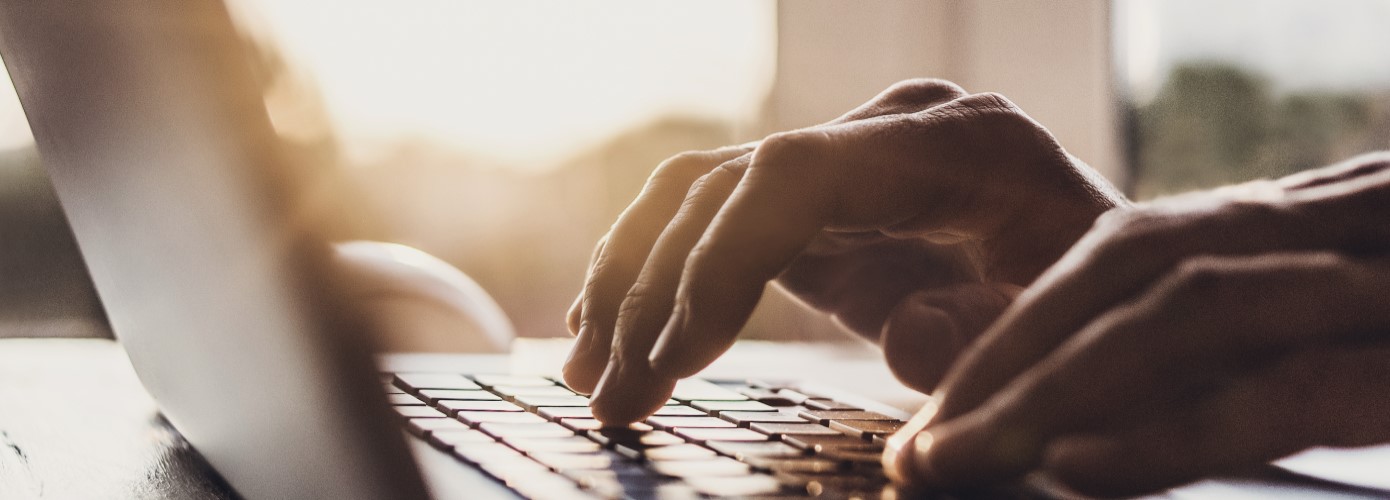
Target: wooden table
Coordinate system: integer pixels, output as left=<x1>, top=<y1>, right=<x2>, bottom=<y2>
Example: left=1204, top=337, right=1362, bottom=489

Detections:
left=4, top=338, right=1386, bottom=500
left=0, top=339, right=233, bottom=499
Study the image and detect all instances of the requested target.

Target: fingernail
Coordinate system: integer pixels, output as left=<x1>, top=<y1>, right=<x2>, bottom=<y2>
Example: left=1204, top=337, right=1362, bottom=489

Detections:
left=562, top=325, right=602, bottom=393
left=565, top=324, right=592, bottom=362
left=884, top=399, right=939, bottom=484
left=886, top=431, right=939, bottom=487
left=646, top=307, right=686, bottom=375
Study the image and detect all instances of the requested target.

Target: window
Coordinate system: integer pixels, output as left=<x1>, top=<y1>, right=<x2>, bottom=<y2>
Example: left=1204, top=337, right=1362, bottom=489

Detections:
left=226, top=1, right=779, bottom=339
left=1117, top=0, right=1390, bottom=198
left=0, top=54, right=105, bottom=337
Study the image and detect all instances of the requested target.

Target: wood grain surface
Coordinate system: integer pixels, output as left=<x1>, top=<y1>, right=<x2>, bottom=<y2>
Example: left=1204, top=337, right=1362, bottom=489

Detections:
left=0, top=338, right=234, bottom=500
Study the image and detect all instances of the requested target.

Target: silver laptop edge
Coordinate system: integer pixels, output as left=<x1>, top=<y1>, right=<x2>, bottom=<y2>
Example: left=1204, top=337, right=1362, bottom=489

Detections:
left=0, top=2, right=434, bottom=498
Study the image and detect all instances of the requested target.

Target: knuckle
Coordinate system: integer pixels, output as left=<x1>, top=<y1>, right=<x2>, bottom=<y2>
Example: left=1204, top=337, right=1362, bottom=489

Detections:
left=649, top=150, right=721, bottom=187
left=1169, top=256, right=1231, bottom=295
left=965, top=91, right=1018, bottom=112
left=752, top=130, right=827, bottom=172
left=947, top=92, right=1026, bottom=124
left=1088, top=208, right=1176, bottom=261
left=929, top=92, right=1050, bottom=151
left=878, top=78, right=966, bottom=107
left=1152, top=256, right=1249, bottom=316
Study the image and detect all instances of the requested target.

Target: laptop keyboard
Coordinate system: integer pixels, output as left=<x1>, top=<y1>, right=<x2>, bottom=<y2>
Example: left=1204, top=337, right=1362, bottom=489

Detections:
left=386, top=372, right=903, bottom=499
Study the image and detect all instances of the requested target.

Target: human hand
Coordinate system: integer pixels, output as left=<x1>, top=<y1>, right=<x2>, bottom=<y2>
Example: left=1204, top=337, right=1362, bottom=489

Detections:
left=561, top=79, right=1124, bottom=424
left=886, top=153, right=1390, bottom=497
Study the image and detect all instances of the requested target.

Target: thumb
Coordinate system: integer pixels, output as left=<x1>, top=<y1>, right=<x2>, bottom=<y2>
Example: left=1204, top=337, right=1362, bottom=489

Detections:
left=880, top=283, right=1021, bottom=393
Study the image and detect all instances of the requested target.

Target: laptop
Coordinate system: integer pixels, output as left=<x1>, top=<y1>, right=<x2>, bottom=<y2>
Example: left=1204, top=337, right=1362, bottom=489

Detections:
left=10, top=2, right=1390, bottom=499
left=0, top=2, right=925, bottom=499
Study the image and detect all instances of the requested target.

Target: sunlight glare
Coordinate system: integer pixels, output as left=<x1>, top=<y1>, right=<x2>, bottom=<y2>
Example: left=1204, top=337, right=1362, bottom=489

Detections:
left=232, top=0, right=777, bottom=171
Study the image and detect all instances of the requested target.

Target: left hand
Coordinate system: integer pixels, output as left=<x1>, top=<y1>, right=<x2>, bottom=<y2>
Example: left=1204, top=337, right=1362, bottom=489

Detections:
left=885, top=152, right=1390, bottom=497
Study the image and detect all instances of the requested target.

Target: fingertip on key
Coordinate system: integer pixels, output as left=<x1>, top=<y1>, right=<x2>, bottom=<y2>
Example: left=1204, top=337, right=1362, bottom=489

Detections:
left=588, top=364, right=677, bottom=426
left=884, top=399, right=940, bottom=486
left=561, top=326, right=601, bottom=394
left=887, top=431, right=941, bottom=488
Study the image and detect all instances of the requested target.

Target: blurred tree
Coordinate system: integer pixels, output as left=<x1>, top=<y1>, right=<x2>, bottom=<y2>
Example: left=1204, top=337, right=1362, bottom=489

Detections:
left=1134, top=62, right=1389, bottom=199
left=1135, top=63, right=1273, bottom=197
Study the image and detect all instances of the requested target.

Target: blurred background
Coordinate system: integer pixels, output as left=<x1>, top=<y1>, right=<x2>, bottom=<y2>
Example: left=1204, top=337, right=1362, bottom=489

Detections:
left=2, top=0, right=1388, bottom=346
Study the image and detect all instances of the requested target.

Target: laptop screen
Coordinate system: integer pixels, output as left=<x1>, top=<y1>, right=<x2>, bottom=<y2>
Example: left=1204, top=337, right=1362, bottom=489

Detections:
left=0, top=1, right=425, bottom=498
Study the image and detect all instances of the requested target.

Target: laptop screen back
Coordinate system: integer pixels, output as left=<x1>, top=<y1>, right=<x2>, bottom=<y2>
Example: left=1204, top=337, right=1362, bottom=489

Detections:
left=0, top=1, right=426, bottom=498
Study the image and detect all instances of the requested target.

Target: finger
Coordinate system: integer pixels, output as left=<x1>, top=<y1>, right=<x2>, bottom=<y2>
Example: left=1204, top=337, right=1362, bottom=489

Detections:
left=567, top=79, right=970, bottom=393
left=588, top=157, right=750, bottom=423
left=564, top=146, right=750, bottom=393
left=934, top=182, right=1390, bottom=423
left=567, top=236, right=608, bottom=335
left=833, top=78, right=967, bottom=122
left=585, top=83, right=974, bottom=419
left=646, top=92, right=1083, bottom=378
left=910, top=254, right=1390, bottom=489
left=880, top=283, right=1020, bottom=394
left=1044, top=344, right=1390, bottom=497
left=1277, top=150, right=1390, bottom=191
left=569, top=79, right=962, bottom=336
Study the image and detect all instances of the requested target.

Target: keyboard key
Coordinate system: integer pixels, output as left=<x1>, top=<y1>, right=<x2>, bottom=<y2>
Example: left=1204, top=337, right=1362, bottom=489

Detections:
left=382, top=383, right=405, bottom=395
left=795, top=409, right=899, bottom=424
left=719, top=411, right=807, bottom=426
left=537, top=406, right=594, bottom=420
left=744, top=457, right=846, bottom=474
left=587, top=429, right=685, bottom=448
left=816, top=448, right=885, bottom=463
left=478, top=422, right=575, bottom=439
left=407, top=418, right=469, bottom=436
left=472, top=374, right=557, bottom=387
left=564, top=467, right=660, bottom=498
left=673, top=428, right=768, bottom=443
left=706, top=441, right=805, bottom=461
left=560, top=463, right=652, bottom=488
left=451, top=441, right=526, bottom=463
left=490, top=385, right=575, bottom=397
left=455, top=411, right=547, bottom=425
left=775, top=471, right=888, bottom=492
left=510, top=474, right=590, bottom=500
left=805, top=399, right=860, bottom=411
left=618, top=443, right=717, bottom=462
left=782, top=434, right=880, bottom=453
left=828, top=419, right=904, bottom=438
left=477, top=459, right=553, bottom=485
left=651, top=405, right=705, bottom=417
left=394, top=373, right=480, bottom=390
left=773, top=389, right=812, bottom=405
left=685, top=474, right=785, bottom=497
left=513, top=395, right=591, bottom=410
left=671, top=379, right=749, bottom=402
left=505, top=437, right=602, bottom=454
left=430, top=430, right=495, bottom=447
left=529, top=451, right=617, bottom=471
left=388, top=394, right=425, bottom=405
left=649, top=457, right=751, bottom=477
left=437, top=400, right=523, bottom=413
left=690, top=400, right=776, bottom=414
left=748, top=422, right=843, bottom=438
left=633, top=483, right=703, bottom=500
left=560, top=419, right=653, bottom=432
left=734, top=387, right=797, bottom=406
left=745, top=379, right=792, bottom=389
left=417, top=389, right=502, bottom=404
left=395, top=406, right=446, bottom=418
left=646, top=416, right=735, bottom=430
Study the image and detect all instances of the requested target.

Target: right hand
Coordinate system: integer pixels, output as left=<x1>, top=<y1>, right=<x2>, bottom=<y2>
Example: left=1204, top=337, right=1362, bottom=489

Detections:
left=561, top=79, right=1127, bottom=424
